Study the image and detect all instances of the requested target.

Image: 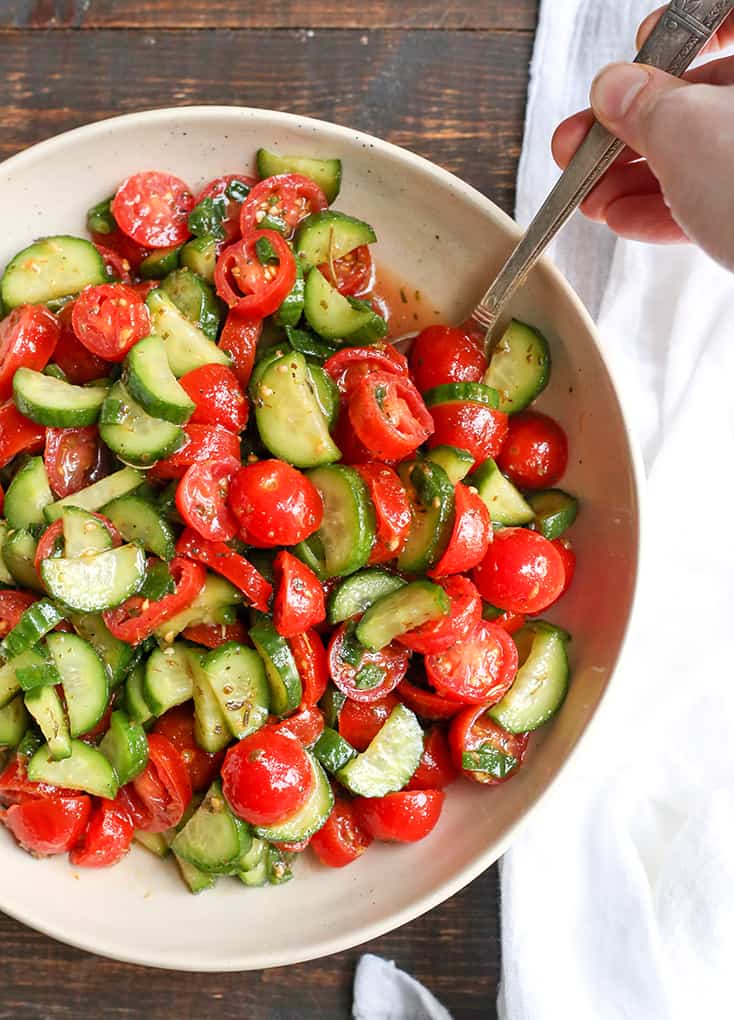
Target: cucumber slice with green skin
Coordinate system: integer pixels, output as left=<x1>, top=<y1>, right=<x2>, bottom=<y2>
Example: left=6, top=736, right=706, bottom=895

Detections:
left=319, top=683, right=346, bottom=729
left=99, top=710, right=149, bottom=785
left=328, top=569, right=406, bottom=625
left=154, top=574, right=243, bottom=642
left=1, top=530, right=42, bottom=592
left=337, top=703, right=423, bottom=797
left=180, top=236, right=217, bottom=284
left=13, top=368, right=107, bottom=428
left=0, top=522, right=13, bottom=585
left=489, top=622, right=570, bottom=733
left=139, top=245, right=182, bottom=280
left=423, top=382, right=499, bottom=410
left=285, top=326, right=338, bottom=363
left=305, top=465, right=376, bottom=578
left=273, top=254, right=305, bottom=328
left=44, top=467, right=144, bottom=522
left=267, top=845, right=295, bottom=885
left=425, top=445, right=475, bottom=484
left=143, top=643, right=193, bottom=717
left=160, top=267, right=222, bottom=342
left=41, top=543, right=146, bottom=613
left=1, top=235, right=106, bottom=309
left=86, top=198, right=116, bottom=236
left=4, top=457, right=53, bottom=531
left=172, top=779, right=249, bottom=873
left=314, top=726, right=357, bottom=774
left=253, top=350, right=341, bottom=468
left=14, top=642, right=61, bottom=691
left=0, top=648, right=48, bottom=707
left=254, top=752, right=333, bottom=842
left=99, top=380, right=185, bottom=468
left=186, top=647, right=232, bottom=753
left=397, top=460, right=455, bottom=574
left=239, top=856, right=268, bottom=887
left=307, top=363, right=339, bottom=428
left=256, top=149, right=342, bottom=204
left=303, top=267, right=387, bottom=344
left=139, top=560, right=174, bottom=602
left=203, top=641, right=270, bottom=739
left=124, top=334, right=196, bottom=424
left=101, top=492, right=176, bottom=561
left=16, top=728, right=43, bottom=758
left=469, top=458, right=534, bottom=526
left=238, top=834, right=267, bottom=874
left=176, top=854, right=218, bottom=893
left=355, top=580, right=451, bottom=652
left=484, top=319, right=551, bottom=414
left=146, top=289, right=230, bottom=377
left=135, top=831, right=171, bottom=857
left=61, top=506, right=113, bottom=558
left=294, top=211, right=376, bottom=271
left=0, top=696, right=29, bottom=748
left=68, top=612, right=137, bottom=690
left=527, top=489, right=579, bottom=541
left=0, top=598, right=63, bottom=660
left=27, top=738, right=119, bottom=798
left=249, top=617, right=302, bottom=717
left=24, top=684, right=71, bottom=761
left=125, top=663, right=154, bottom=727
left=47, top=632, right=108, bottom=738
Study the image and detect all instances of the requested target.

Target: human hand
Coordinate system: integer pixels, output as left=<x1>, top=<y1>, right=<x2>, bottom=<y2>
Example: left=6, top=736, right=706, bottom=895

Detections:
left=552, top=7, right=734, bottom=271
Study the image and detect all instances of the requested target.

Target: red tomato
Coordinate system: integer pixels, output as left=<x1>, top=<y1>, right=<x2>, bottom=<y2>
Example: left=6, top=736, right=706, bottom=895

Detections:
left=472, top=527, right=565, bottom=615
left=148, top=424, right=241, bottom=481
left=429, top=483, right=491, bottom=577
left=44, top=426, right=109, bottom=499
left=94, top=242, right=134, bottom=284
left=318, top=244, right=374, bottom=296
left=552, top=537, right=576, bottom=595
left=71, top=283, right=150, bottom=362
left=112, top=171, right=194, bottom=248
left=398, top=575, right=482, bottom=655
left=0, top=590, right=39, bottom=638
left=310, top=793, right=373, bottom=867
left=406, top=727, right=459, bottom=790
left=90, top=227, right=150, bottom=272
left=215, top=230, right=297, bottom=317
left=175, top=456, right=240, bottom=542
left=68, top=797, right=134, bottom=867
left=132, top=733, right=193, bottom=832
left=497, top=411, right=568, bottom=490
left=348, top=371, right=433, bottom=461
left=328, top=623, right=410, bottom=704
left=491, top=609, right=527, bottom=635
left=181, top=621, right=249, bottom=649
left=425, top=619, right=518, bottom=705
left=218, top=313, right=261, bottom=388
left=103, top=557, right=206, bottom=645
left=130, top=280, right=159, bottom=300
left=449, top=705, right=529, bottom=785
left=271, top=704, right=325, bottom=746
left=332, top=407, right=375, bottom=464
left=0, top=305, right=60, bottom=400
left=52, top=304, right=109, bottom=384
left=427, top=401, right=508, bottom=467
left=396, top=678, right=465, bottom=721
left=179, top=364, right=249, bottom=433
left=354, top=789, right=444, bottom=843
left=154, top=705, right=224, bottom=791
left=1, top=795, right=91, bottom=855
left=196, top=173, right=256, bottom=246
left=175, top=529, right=272, bottom=613
left=228, top=460, right=322, bottom=547
left=288, top=629, right=328, bottom=706
left=0, top=400, right=45, bottom=468
left=324, top=344, right=409, bottom=396
left=338, top=694, right=400, bottom=751
left=240, top=173, right=328, bottom=238
left=272, top=550, right=326, bottom=638
left=410, top=325, right=487, bottom=393
left=34, top=519, right=64, bottom=576
left=0, top=755, right=64, bottom=806
left=353, top=462, right=412, bottom=564
left=221, top=727, right=314, bottom=826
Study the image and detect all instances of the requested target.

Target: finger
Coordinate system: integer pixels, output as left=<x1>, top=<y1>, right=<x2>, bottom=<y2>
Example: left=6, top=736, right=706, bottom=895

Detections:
left=604, top=193, right=688, bottom=244
left=589, top=63, right=688, bottom=156
left=551, top=109, right=640, bottom=170
left=637, top=7, right=734, bottom=55
left=685, top=53, right=734, bottom=86
left=579, top=161, right=661, bottom=221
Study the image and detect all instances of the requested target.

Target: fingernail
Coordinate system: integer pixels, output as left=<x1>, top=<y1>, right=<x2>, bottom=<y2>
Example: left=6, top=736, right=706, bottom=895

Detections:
left=591, top=63, right=650, bottom=121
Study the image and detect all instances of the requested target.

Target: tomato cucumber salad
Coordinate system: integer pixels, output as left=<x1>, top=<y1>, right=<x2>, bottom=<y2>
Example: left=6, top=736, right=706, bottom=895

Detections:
left=0, top=149, right=578, bottom=891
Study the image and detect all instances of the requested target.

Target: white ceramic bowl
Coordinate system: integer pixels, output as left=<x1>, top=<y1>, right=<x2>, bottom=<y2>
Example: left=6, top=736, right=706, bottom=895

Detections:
left=0, top=107, right=642, bottom=971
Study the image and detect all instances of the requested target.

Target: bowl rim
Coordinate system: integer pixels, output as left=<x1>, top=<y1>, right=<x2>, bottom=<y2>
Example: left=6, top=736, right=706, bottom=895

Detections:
left=0, top=104, right=645, bottom=972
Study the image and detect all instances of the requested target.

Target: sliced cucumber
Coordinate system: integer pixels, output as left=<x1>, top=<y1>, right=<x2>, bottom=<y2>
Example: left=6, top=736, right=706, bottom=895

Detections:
left=125, top=334, right=196, bottom=424
left=469, top=458, right=534, bottom=526
left=328, top=569, right=406, bottom=624
left=47, top=632, right=108, bottom=738
left=0, top=598, right=63, bottom=660
left=160, top=267, right=222, bottom=342
left=337, top=703, right=423, bottom=797
left=489, top=622, right=570, bottom=733
left=252, top=350, right=340, bottom=468
left=44, top=467, right=144, bottom=522
left=397, top=460, right=455, bottom=574
left=0, top=522, right=13, bottom=586
left=0, top=648, right=48, bottom=707
left=295, top=210, right=376, bottom=271
left=68, top=612, right=137, bottom=690
left=313, top=726, right=357, bottom=774
left=484, top=319, right=551, bottom=414
left=425, top=445, right=475, bottom=484
left=303, top=267, right=386, bottom=343
left=4, top=457, right=53, bottom=531
left=135, top=831, right=171, bottom=858
left=102, top=492, right=175, bottom=561
left=285, top=326, right=338, bottom=363
left=172, top=779, right=248, bottom=873
left=256, top=148, right=342, bottom=203
left=13, top=368, right=106, bottom=428
left=139, top=245, right=182, bottom=280
left=15, top=646, right=61, bottom=692
left=307, top=363, right=339, bottom=428
left=180, top=235, right=217, bottom=284
left=186, top=647, right=232, bottom=753
left=356, top=580, right=450, bottom=651
left=86, top=198, right=116, bottom=237
left=203, top=641, right=270, bottom=739
left=24, top=684, right=71, bottom=761
left=146, top=289, right=229, bottom=376
left=273, top=254, right=305, bottom=328
left=0, top=696, right=29, bottom=748
left=1, top=235, right=106, bottom=309
left=254, top=752, right=333, bottom=842
left=99, top=709, right=149, bottom=785
left=154, top=574, right=242, bottom=642
left=238, top=842, right=268, bottom=886
left=125, top=662, right=154, bottom=727
left=99, top=380, right=185, bottom=468
left=41, top=543, right=146, bottom=613
left=139, top=560, right=174, bottom=602
left=176, top=854, right=218, bottom=894
left=143, top=643, right=193, bottom=716
left=61, top=506, right=113, bottom=558
left=249, top=617, right=302, bottom=717
left=527, top=489, right=579, bottom=541
left=320, top=683, right=346, bottom=729
left=2, top=529, right=42, bottom=591
left=305, top=465, right=375, bottom=578
left=27, top=738, right=118, bottom=798
left=424, top=382, right=499, bottom=409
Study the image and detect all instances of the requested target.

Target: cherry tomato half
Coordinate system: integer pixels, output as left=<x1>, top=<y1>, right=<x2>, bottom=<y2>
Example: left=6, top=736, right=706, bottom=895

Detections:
left=221, top=727, right=314, bottom=827
left=179, top=364, right=249, bottom=433
left=217, top=313, right=261, bottom=389
left=0, top=590, right=39, bottom=638
left=287, top=629, right=329, bottom=706
left=310, top=793, right=373, bottom=868
left=68, top=796, right=134, bottom=868
left=148, top=424, right=241, bottom=481
left=496, top=411, right=568, bottom=490
left=318, top=244, right=374, bottom=297
left=131, top=732, right=193, bottom=832
left=324, top=343, right=408, bottom=396
left=429, top=483, right=492, bottom=577
left=449, top=705, right=529, bottom=785
left=196, top=173, right=256, bottom=246
left=0, top=305, right=60, bottom=400
left=272, top=550, right=326, bottom=638
left=472, top=527, right=566, bottom=615
left=44, top=426, right=109, bottom=499
left=175, top=528, right=272, bottom=613
left=0, top=400, right=45, bottom=468
left=180, top=621, right=249, bottom=649
left=338, top=694, right=400, bottom=751
left=175, top=456, right=240, bottom=542
left=103, top=556, right=206, bottom=645
left=406, top=726, right=459, bottom=790
left=72, top=283, right=150, bottom=362
left=353, top=462, right=412, bottom=564
left=240, top=173, right=328, bottom=239
left=112, top=171, right=195, bottom=248
left=0, top=754, right=65, bottom=806
left=354, top=789, right=444, bottom=843
left=52, top=304, right=109, bottom=384
left=425, top=618, right=518, bottom=705
left=215, top=230, right=296, bottom=317
left=328, top=622, right=410, bottom=704
left=396, top=678, right=465, bottom=721
left=427, top=401, right=508, bottom=467
left=398, top=575, right=482, bottom=655
left=410, top=324, right=487, bottom=393
left=94, top=242, right=135, bottom=284
left=154, top=705, right=224, bottom=792
left=348, top=371, right=433, bottom=462
left=228, top=460, right=323, bottom=548
left=271, top=704, right=325, bottom=747
left=1, top=795, right=91, bottom=856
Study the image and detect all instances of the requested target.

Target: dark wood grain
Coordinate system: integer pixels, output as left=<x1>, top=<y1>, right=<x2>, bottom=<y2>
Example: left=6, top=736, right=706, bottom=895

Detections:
left=0, top=0, right=539, bottom=31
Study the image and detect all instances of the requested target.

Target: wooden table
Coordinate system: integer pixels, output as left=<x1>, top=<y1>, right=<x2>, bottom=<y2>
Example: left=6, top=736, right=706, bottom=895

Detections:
left=0, top=2, right=538, bottom=1015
